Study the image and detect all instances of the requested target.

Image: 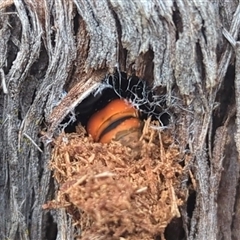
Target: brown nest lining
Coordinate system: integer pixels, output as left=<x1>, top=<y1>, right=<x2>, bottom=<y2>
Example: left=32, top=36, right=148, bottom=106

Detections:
left=44, top=120, right=186, bottom=240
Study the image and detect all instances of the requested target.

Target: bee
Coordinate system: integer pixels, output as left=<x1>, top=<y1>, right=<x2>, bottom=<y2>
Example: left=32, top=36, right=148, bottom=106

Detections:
left=87, top=99, right=142, bottom=147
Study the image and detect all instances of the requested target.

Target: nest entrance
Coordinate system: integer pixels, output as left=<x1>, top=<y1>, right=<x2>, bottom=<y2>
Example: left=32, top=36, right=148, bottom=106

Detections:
left=62, top=72, right=170, bottom=133
left=44, top=73, right=187, bottom=239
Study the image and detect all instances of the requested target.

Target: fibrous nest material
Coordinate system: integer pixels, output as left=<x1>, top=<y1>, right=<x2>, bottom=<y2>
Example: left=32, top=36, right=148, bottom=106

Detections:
left=44, top=120, right=187, bottom=240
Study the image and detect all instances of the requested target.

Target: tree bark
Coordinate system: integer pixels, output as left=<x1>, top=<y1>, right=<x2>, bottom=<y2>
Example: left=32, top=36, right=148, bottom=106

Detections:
left=1, top=0, right=240, bottom=239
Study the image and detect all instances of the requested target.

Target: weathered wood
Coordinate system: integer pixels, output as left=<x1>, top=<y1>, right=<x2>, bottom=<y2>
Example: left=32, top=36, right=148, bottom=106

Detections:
left=1, top=0, right=240, bottom=239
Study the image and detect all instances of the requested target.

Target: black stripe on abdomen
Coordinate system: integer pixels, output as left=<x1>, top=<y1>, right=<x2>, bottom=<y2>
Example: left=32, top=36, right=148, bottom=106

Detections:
left=98, top=116, right=135, bottom=141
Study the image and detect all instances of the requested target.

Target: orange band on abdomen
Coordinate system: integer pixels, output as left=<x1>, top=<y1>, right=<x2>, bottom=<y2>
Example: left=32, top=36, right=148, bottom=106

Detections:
left=87, top=99, right=138, bottom=141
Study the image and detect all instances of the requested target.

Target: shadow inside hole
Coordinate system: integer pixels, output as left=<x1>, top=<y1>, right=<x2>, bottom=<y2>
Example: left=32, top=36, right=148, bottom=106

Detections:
left=187, top=190, right=196, bottom=219
left=45, top=212, right=57, bottom=240
left=164, top=217, right=185, bottom=240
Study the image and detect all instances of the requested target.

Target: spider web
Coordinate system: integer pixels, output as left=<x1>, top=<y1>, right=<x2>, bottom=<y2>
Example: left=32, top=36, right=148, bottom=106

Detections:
left=97, top=71, right=170, bottom=126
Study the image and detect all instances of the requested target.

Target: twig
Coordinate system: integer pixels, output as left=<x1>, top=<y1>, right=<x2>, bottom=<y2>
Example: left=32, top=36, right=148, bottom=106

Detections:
left=23, top=132, right=43, bottom=153
left=0, top=68, right=8, bottom=94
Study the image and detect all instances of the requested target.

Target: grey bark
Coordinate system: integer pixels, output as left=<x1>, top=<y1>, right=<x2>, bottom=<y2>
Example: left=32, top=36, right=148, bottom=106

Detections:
left=0, top=0, right=240, bottom=240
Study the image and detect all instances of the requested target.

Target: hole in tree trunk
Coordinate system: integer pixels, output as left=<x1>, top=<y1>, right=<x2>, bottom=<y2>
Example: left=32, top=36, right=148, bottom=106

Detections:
left=62, top=71, right=170, bottom=134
